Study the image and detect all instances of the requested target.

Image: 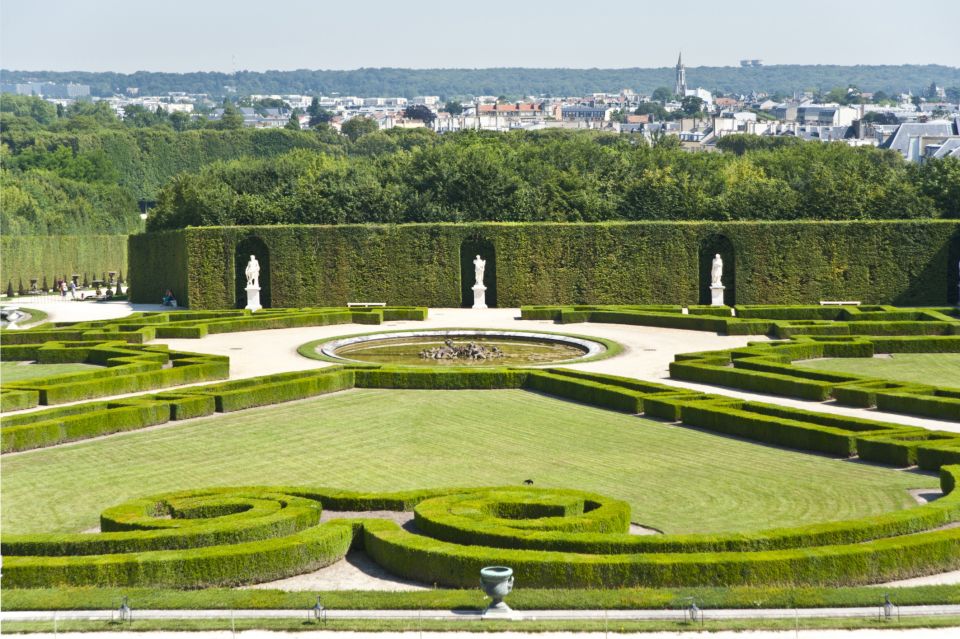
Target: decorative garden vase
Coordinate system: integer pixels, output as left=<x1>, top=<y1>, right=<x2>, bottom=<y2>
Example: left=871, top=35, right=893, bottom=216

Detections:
left=480, top=566, right=514, bottom=612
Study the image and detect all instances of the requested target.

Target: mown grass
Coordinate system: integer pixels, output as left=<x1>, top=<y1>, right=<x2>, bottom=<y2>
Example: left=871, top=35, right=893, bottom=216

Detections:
left=6, top=585, right=960, bottom=611
left=0, top=361, right=100, bottom=382
left=1, top=389, right=935, bottom=535
left=796, top=353, right=960, bottom=387
left=6, top=616, right=960, bottom=634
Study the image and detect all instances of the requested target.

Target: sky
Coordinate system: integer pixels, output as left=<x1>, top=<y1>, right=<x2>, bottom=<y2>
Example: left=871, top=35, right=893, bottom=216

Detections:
left=2, top=0, right=959, bottom=73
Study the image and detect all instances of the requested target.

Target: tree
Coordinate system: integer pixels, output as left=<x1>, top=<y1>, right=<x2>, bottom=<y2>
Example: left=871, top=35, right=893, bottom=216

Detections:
left=861, top=111, right=899, bottom=125
left=285, top=111, right=301, bottom=130
left=444, top=100, right=463, bottom=116
left=914, top=157, right=960, bottom=217
left=680, top=96, right=705, bottom=116
left=307, top=97, right=333, bottom=128
left=652, top=87, right=674, bottom=104
left=341, top=116, right=378, bottom=141
left=403, top=105, right=436, bottom=126
left=634, top=102, right=668, bottom=121
left=218, top=103, right=244, bottom=129
left=169, top=111, right=191, bottom=132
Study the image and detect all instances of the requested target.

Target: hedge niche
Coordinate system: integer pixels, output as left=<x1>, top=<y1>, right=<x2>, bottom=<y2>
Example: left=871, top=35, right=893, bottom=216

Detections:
left=128, top=220, right=960, bottom=309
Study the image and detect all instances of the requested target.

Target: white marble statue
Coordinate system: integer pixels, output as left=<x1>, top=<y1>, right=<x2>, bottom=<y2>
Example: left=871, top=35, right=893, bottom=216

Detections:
left=245, top=255, right=260, bottom=288
left=473, top=255, right=486, bottom=286
left=711, top=254, right=723, bottom=287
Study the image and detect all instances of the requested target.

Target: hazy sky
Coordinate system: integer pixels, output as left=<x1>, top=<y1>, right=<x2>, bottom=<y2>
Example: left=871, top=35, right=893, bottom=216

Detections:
left=2, top=0, right=958, bottom=72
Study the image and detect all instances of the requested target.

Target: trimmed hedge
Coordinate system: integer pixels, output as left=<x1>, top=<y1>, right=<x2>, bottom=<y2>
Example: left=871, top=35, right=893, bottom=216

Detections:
left=129, top=221, right=960, bottom=309
left=2, top=307, right=428, bottom=345
left=1, top=235, right=129, bottom=295
left=6, top=470, right=960, bottom=589
left=0, top=341, right=228, bottom=407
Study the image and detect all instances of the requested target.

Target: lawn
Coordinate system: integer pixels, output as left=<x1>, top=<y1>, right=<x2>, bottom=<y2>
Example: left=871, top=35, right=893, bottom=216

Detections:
left=795, top=353, right=960, bottom=387
left=1, top=389, right=935, bottom=536
left=0, top=361, right=100, bottom=382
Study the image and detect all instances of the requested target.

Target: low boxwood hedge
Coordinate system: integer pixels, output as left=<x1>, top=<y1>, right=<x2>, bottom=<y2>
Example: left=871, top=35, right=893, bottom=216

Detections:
left=6, top=471, right=960, bottom=589
left=0, top=341, right=228, bottom=407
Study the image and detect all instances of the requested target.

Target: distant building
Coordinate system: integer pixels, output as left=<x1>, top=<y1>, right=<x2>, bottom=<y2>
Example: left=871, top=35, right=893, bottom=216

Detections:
left=476, top=102, right=545, bottom=119
left=1, top=81, right=89, bottom=98
left=561, top=105, right=611, bottom=122
left=675, top=53, right=686, bottom=96
left=880, top=120, right=960, bottom=162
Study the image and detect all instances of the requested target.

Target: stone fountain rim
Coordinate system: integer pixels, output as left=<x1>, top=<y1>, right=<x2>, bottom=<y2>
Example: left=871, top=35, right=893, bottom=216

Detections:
left=318, top=329, right=606, bottom=365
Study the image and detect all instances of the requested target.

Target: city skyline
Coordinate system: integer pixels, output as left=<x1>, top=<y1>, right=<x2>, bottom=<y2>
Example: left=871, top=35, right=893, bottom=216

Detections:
left=2, top=0, right=959, bottom=74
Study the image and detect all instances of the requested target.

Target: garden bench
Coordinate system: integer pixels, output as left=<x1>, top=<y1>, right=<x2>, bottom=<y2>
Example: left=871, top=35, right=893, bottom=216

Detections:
left=819, top=301, right=861, bottom=306
left=347, top=302, right=386, bottom=307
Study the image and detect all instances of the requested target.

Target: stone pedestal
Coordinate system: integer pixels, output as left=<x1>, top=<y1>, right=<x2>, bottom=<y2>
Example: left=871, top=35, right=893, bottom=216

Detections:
left=472, top=284, right=487, bottom=310
left=710, top=285, right=725, bottom=307
left=245, top=285, right=262, bottom=312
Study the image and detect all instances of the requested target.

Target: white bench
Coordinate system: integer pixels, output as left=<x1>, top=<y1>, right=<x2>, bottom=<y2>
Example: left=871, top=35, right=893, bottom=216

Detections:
left=819, top=301, right=861, bottom=306
left=347, top=302, right=386, bottom=308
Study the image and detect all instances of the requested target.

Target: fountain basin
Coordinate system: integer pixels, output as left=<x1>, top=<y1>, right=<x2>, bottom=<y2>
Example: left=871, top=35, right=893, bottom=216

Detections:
left=316, top=330, right=608, bottom=367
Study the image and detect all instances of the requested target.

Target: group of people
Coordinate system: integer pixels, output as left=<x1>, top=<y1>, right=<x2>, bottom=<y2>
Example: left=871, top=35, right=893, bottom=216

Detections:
left=55, top=279, right=78, bottom=299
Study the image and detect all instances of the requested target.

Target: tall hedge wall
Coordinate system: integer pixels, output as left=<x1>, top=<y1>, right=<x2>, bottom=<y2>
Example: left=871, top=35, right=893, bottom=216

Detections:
left=1, top=235, right=129, bottom=290
left=128, top=220, right=960, bottom=309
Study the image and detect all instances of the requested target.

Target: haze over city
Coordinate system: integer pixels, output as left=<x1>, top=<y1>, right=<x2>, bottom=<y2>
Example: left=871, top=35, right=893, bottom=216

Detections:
left=2, top=0, right=959, bottom=72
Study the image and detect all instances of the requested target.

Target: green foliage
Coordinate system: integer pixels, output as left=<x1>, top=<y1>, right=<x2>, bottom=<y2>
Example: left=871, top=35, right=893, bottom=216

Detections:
left=0, top=235, right=128, bottom=301
left=341, top=117, right=378, bottom=141
left=5, top=584, right=960, bottom=611
left=143, top=131, right=949, bottom=229
left=0, top=339, right=228, bottom=409
left=5, top=469, right=960, bottom=589
left=5, top=65, right=959, bottom=98
left=129, top=221, right=959, bottom=309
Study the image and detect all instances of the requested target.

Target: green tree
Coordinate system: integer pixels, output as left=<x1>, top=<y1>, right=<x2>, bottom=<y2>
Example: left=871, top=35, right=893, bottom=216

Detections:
left=285, top=111, right=301, bottom=130
left=634, top=102, right=668, bottom=120
left=444, top=100, right=463, bottom=115
left=914, top=158, right=960, bottom=217
left=169, top=111, right=191, bottom=131
left=307, top=97, right=333, bottom=127
left=680, top=96, right=705, bottom=116
left=403, top=105, right=436, bottom=126
left=218, top=103, right=244, bottom=129
left=651, top=87, right=674, bottom=104
left=341, top=116, right=378, bottom=141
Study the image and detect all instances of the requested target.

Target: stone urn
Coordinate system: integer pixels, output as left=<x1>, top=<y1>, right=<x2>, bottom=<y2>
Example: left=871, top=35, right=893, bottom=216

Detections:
left=480, top=566, right=514, bottom=612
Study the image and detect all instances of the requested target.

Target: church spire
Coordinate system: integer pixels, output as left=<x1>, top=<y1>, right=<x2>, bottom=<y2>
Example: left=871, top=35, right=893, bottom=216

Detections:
left=675, top=52, right=686, bottom=97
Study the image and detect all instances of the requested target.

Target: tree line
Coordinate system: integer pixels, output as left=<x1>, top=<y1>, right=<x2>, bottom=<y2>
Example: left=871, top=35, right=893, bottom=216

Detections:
left=3, top=95, right=958, bottom=236
left=146, top=130, right=959, bottom=230
left=3, top=65, right=959, bottom=98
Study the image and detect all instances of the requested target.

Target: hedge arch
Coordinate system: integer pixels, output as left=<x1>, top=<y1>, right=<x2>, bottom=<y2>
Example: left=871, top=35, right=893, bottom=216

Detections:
left=460, top=236, right=496, bottom=308
left=699, top=234, right=735, bottom=305
left=234, top=236, right=271, bottom=309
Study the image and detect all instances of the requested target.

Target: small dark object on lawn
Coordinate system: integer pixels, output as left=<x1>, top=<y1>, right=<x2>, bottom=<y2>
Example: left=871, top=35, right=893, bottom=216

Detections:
left=523, top=479, right=534, bottom=485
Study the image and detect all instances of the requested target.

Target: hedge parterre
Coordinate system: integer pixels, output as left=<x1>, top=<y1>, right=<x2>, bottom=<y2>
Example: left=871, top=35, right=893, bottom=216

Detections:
left=0, top=306, right=428, bottom=346
left=0, top=340, right=228, bottom=415
left=522, top=304, right=960, bottom=422
left=4, top=467, right=960, bottom=589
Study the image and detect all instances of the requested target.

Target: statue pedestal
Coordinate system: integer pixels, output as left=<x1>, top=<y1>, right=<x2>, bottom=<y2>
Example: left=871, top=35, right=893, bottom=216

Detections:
left=472, top=284, right=487, bottom=310
left=710, top=285, right=725, bottom=307
left=245, top=285, right=262, bottom=312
